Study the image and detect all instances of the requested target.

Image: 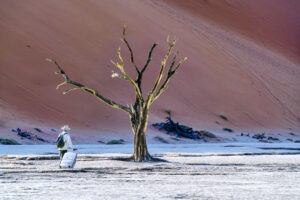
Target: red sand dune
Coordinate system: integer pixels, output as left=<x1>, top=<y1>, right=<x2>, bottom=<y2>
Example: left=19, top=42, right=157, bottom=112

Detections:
left=0, top=0, right=299, bottom=143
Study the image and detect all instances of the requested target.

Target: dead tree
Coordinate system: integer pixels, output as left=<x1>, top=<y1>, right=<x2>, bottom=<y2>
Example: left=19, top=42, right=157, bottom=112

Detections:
left=47, top=24, right=187, bottom=162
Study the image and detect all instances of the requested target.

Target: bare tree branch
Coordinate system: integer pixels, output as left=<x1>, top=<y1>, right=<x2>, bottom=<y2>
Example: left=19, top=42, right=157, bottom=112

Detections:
left=173, top=56, right=187, bottom=72
left=153, top=56, right=187, bottom=102
left=56, top=81, right=68, bottom=90
left=135, top=43, right=158, bottom=94
left=147, top=36, right=176, bottom=101
left=46, top=58, right=132, bottom=114
left=111, top=47, right=143, bottom=102
left=141, top=43, right=158, bottom=75
left=121, top=23, right=140, bottom=75
left=62, top=87, right=81, bottom=95
left=169, top=51, right=179, bottom=71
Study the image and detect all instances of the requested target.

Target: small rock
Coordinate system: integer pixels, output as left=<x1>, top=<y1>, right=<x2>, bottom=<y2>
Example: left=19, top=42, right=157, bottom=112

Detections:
left=18, top=131, right=31, bottom=138
left=253, top=133, right=266, bottom=140
left=223, top=128, right=233, bottom=133
left=268, top=137, right=279, bottom=141
left=34, top=128, right=42, bottom=133
left=35, top=135, right=47, bottom=142
left=106, top=139, right=125, bottom=145
left=259, top=139, right=272, bottom=143
left=219, top=114, right=228, bottom=121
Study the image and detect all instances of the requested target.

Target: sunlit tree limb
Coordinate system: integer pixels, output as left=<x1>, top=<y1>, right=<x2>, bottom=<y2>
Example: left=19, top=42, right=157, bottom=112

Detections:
left=46, top=58, right=131, bottom=114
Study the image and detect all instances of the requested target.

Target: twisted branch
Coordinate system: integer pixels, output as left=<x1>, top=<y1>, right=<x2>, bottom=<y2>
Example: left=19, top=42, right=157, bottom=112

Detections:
left=46, top=58, right=131, bottom=114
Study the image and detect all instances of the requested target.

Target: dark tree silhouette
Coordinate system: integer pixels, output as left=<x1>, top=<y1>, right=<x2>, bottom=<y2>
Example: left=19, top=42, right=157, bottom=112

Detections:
left=47, top=24, right=186, bottom=162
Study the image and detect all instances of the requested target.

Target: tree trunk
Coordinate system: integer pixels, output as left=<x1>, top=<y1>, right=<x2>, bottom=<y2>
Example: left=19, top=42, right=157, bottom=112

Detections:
left=130, top=105, right=161, bottom=162
left=133, top=129, right=152, bottom=161
left=132, top=106, right=152, bottom=161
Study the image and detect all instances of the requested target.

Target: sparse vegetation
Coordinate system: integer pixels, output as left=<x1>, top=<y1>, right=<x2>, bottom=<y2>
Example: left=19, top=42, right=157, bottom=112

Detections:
left=164, top=109, right=172, bottom=116
left=252, top=133, right=266, bottom=140
left=246, top=133, right=283, bottom=142
left=106, top=139, right=125, bottom=145
left=223, top=128, right=233, bottom=132
left=34, top=128, right=42, bottom=133
left=11, top=128, right=48, bottom=142
left=199, top=130, right=216, bottom=138
left=153, top=136, right=169, bottom=144
left=219, top=114, right=228, bottom=121
left=268, top=137, right=279, bottom=141
left=153, top=116, right=217, bottom=140
left=0, top=138, right=20, bottom=145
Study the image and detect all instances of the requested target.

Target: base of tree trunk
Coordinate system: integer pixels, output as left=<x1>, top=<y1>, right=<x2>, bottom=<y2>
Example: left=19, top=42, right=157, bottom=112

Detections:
left=111, top=154, right=167, bottom=162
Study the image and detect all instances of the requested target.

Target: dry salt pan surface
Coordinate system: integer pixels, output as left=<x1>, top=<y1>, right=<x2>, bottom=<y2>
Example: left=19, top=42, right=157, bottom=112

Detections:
left=1, top=144, right=300, bottom=200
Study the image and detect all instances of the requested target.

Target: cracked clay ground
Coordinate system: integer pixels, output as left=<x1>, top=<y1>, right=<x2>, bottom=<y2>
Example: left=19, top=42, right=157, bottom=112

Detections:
left=1, top=153, right=300, bottom=200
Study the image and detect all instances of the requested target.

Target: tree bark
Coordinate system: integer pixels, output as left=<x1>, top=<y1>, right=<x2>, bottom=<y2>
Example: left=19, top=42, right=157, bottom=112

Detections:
left=133, top=106, right=151, bottom=161
left=134, top=129, right=151, bottom=161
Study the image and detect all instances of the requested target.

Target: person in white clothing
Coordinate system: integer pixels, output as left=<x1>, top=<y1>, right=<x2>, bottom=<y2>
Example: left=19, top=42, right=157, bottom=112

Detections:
left=57, top=125, right=77, bottom=160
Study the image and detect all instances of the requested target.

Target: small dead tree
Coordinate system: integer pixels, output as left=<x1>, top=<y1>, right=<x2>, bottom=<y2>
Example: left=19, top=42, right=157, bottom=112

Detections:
left=47, top=24, right=186, bottom=162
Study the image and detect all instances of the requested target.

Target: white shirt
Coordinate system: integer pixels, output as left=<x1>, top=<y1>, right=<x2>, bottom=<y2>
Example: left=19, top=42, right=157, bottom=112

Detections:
left=57, top=132, right=74, bottom=150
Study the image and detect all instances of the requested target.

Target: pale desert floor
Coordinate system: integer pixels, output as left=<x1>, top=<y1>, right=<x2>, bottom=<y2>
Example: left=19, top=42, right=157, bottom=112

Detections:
left=1, top=144, right=300, bottom=200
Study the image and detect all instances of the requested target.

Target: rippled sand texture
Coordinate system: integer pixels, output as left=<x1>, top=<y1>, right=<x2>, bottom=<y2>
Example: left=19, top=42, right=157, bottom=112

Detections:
left=0, top=0, right=299, bottom=140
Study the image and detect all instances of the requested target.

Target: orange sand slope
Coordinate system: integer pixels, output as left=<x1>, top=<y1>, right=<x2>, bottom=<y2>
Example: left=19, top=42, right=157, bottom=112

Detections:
left=0, top=0, right=299, bottom=141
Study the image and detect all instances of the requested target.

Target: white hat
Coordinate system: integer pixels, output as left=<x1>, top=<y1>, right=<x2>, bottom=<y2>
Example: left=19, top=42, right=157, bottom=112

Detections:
left=61, top=125, right=71, bottom=131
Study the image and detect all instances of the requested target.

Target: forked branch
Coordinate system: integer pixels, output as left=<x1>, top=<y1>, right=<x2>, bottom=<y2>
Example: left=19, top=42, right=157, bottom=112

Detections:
left=137, top=43, right=158, bottom=87
left=121, top=24, right=158, bottom=90
left=153, top=56, right=187, bottom=102
left=147, top=36, right=178, bottom=102
left=46, top=58, right=131, bottom=114
left=111, top=47, right=143, bottom=102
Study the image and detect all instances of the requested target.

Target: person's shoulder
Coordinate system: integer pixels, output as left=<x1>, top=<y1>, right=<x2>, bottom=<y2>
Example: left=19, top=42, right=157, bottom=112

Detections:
left=59, top=132, right=69, bottom=137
